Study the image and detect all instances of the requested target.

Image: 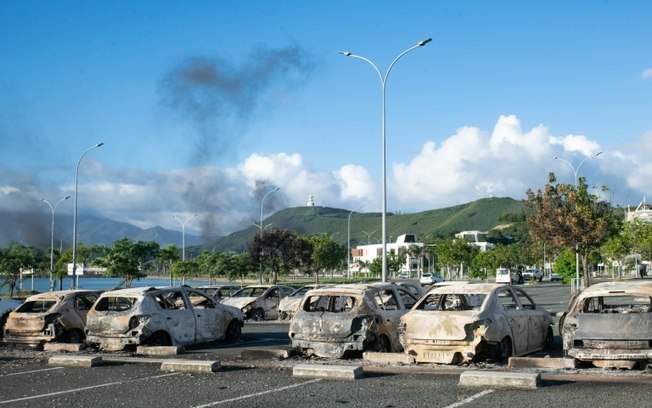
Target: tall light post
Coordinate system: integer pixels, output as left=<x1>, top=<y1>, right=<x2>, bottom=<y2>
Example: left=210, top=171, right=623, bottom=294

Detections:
left=257, top=187, right=280, bottom=284
left=71, top=142, right=103, bottom=289
left=340, top=38, right=431, bottom=282
left=173, top=213, right=198, bottom=261
left=346, top=207, right=363, bottom=280
left=362, top=230, right=377, bottom=245
left=553, top=151, right=603, bottom=291
left=42, top=195, right=70, bottom=291
left=553, top=151, right=603, bottom=186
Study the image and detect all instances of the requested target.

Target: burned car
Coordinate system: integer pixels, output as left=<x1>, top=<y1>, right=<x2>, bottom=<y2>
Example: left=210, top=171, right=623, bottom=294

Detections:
left=0, top=298, right=22, bottom=339
left=221, top=284, right=294, bottom=321
left=278, top=284, right=327, bottom=321
left=85, top=286, right=243, bottom=351
left=3, top=290, right=101, bottom=347
left=398, top=283, right=553, bottom=364
left=196, top=284, right=241, bottom=301
left=559, top=281, right=652, bottom=369
left=288, top=283, right=418, bottom=358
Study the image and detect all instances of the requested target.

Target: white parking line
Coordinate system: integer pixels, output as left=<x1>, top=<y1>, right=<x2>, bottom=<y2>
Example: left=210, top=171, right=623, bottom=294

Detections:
left=442, top=390, right=494, bottom=408
left=192, top=379, right=322, bottom=408
left=0, top=372, right=180, bottom=404
left=0, top=367, right=63, bottom=377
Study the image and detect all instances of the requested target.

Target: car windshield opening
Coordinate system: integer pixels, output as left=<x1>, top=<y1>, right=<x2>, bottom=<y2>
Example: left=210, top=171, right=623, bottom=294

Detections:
left=302, top=295, right=356, bottom=313
left=416, top=293, right=486, bottom=311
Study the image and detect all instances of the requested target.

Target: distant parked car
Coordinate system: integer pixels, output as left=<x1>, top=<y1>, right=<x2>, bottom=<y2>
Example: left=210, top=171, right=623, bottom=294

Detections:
left=399, top=283, right=553, bottom=364
left=289, top=283, right=418, bottom=358
left=278, top=285, right=325, bottom=321
left=522, top=268, right=543, bottom=282
left=85, top=286, right=243, bottom=351
left=3, top=290, right=101, bottom=347
left=196, top=284, right=241, bottom=301
left=0, top=298, right=23, bottom=339
left=221, top=285, right=295, bottom=321
left=549, top=272, right=562, bottom=282
left=559, top=281, right=652, bottom=369
left=419, top=273, right=444, bottom=285
left=495, top=268, right=523, bottom=284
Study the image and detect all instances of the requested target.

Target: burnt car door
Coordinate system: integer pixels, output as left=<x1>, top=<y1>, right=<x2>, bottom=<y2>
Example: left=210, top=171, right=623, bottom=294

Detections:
left=156, top=290, right=196, bottom=345
left=496, top=287, right=529, bottom=355
left=370, top=287, right=416, bottom=350
left=512, top=287, right=549, bottom=352
left=185, top=289, right=224, bottom=343
left=262, top=287, right=282, bottom=319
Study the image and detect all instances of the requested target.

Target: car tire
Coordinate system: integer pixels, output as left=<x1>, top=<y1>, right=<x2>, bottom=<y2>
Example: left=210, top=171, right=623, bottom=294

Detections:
left=62, top=329, right=85, bottom=344
left=545, top=326, right=554, bottom=349
left=225, top=319, right=242, bottom=343
left=371, top=334, right=391, bottom=353
left=497, top=337, right=512, bottom=364
left=253, top=308, right=265, bottom=321
left=146, top=331, right=172, bottom=347
left=0, top=311, right=10, bottom=340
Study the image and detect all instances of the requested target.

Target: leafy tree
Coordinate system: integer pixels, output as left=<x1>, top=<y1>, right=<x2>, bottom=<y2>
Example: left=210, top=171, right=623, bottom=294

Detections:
left=554, top=247, right=576, bottom=283
left=171, top=259, right=199, bottom=281
left=102, top=239, right=159, bottom=288
left=305, top=235, right=344, bottom=283
left=157, top=244, right=180, bottom=281
left=435, top=237, right=479, bottom=280
left=0, top=242, right=39, bottom=297
left=249, top=228, right=302, bottom=284
left=368, top=252, right=403, bottom=278
left=525, top=173, right=619, bottom=287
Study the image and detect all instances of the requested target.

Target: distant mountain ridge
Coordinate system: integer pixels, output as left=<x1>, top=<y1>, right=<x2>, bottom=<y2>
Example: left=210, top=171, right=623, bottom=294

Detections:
left=1, top=197, right=525, bottom=252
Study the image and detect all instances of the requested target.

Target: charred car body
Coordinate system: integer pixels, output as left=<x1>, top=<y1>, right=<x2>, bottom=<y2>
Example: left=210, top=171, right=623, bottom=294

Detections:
left=399, top=283, right=552, bottom=364
left=85, top=286, right=243, bottom=351
left=221, top=285, right=294, bottom=321
left=3, top=290, right=101, bottom=347
left=559, top=281, right=652, bottom=369
left=288, top=283, right=418, bottom=358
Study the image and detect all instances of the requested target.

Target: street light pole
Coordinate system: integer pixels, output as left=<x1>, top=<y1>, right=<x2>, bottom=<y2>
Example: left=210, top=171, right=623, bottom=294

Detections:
left=362, top=230, right=377, bottom=245
left=42, top=195, right=70, bottom=291
left=173, top=213, right=198, bottom=286
left=258, top=187, right=280, bottom=284
left=553, top=151, right=603, bottom=291
left=553, top=151, right=603, bottom=186
left=71, top=142, right=103, bottom=289
left=340, top=38, right=431, bottom=282
left=173, top=213, right=198, bottom=261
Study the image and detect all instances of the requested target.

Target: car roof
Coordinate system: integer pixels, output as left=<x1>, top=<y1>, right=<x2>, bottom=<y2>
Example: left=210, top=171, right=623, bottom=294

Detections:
left=424, top=283, right=509, bottom=295
left=25, top=289, right=101, bottom=301
left=575, top=280, right=652, bottom=298
left=305, top=282, right=399, bottom=296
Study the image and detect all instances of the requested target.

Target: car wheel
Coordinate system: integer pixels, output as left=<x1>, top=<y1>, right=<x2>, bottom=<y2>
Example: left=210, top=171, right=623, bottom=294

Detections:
left=497, top=337, right=512, bottom=364
left=545, top=326, right=554, bottom=349
left=253, top=308, right=265, bottom=321
left=0, top=311, right=10, bottom=340
left=146, top=331, right=172, bottom=347
left=372, top=335, right=391, bottom=353
left=62, top=329, right=84, bottom=344
left=225, top=320, right=242, bottom=343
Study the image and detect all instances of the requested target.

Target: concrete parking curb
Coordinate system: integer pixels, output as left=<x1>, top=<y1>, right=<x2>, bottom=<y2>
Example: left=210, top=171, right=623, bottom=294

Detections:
left=136, top=346, right=185, bottom=356
left=241, top=349, right=291, bottom=359
left=293, top=364, right=363, bottom=380
left=459, top=370, right=541, bottom=389
left=43, top=343, right=84, bottom=352
left=508, top=356, right=576, bottom=369
left=363, top=351, right=414, bottom=365
left=49, top=355, right=103, bottom=367
left=160, top=359, right=221, bottom=373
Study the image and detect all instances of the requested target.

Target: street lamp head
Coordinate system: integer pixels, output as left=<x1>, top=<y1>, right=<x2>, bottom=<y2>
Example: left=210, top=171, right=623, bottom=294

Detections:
left=339, top=51, right=352, bottom=57
left=418, top=38, right=432, bottom=46
left=595, top=151, right=603, bottom=157
left=96, top=142, right=104, bottom=148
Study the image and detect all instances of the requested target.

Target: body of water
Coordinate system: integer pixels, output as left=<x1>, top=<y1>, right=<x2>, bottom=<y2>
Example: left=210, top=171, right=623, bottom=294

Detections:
left=1, top=276, right=233, bottom=296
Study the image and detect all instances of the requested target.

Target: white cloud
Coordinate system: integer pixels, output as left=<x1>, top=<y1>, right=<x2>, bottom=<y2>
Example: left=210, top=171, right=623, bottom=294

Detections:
left=642, top=68, right=652, bottom=79
left=7, top=114, right=651, bottom=237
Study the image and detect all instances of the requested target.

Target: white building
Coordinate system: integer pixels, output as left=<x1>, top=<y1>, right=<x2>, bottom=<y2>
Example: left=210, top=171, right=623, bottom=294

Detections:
left=454, top=230, right=495, bottom=251
left=350, top=234, right=427, bottom=277
left=626, top=198, right=652, bottom=223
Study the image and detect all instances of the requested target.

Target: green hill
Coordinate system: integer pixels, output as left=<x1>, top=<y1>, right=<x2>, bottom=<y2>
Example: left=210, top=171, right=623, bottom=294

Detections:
left=204, top=197, right=525, bottom=253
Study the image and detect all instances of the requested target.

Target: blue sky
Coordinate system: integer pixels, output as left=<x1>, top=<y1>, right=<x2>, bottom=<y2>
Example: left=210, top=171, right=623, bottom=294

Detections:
left=1, top=1, right=651, bottom=237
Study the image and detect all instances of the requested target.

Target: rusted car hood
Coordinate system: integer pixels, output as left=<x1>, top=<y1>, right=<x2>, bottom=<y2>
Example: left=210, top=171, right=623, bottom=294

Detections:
left=575, top=313, right=652, bottom=340
left=401, top=310, right=478, bottom=340
left=221, top=297, right=256, bottom=309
